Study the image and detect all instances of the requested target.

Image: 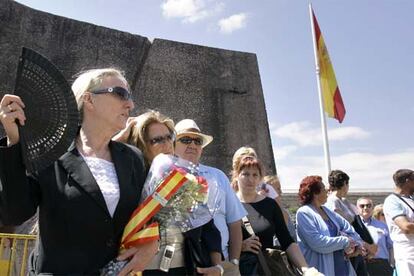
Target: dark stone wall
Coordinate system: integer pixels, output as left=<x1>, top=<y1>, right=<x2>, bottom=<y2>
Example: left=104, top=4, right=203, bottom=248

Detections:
left=0, top=0, right=276, bottom=175
left=135, top=39, right=275, bottom=174
left=0, top=0, right=150, bottom=95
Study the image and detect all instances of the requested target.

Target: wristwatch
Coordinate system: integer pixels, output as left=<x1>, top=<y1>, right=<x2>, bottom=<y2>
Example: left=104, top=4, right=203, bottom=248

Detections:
left=230, top=258, right=239, bottom=266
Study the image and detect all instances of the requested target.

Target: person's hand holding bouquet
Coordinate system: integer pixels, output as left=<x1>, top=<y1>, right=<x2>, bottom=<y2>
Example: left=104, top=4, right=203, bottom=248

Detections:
left=101, top=154, right=219, bottom=275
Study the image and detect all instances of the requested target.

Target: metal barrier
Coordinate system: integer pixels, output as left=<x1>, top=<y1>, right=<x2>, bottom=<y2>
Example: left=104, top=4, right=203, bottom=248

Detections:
left=0, top=233, right=37, bottom=276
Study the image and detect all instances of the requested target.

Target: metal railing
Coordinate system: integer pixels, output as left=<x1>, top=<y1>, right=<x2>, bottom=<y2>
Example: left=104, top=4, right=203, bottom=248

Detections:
left=0, top=233, right=37, bottom=276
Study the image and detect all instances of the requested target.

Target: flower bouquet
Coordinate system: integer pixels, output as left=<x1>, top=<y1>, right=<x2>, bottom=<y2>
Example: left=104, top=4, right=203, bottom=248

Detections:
left=101, top=154, right=219, bottom=275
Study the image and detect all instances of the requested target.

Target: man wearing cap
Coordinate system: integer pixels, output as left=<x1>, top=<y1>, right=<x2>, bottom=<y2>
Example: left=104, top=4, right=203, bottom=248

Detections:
left=175, top=119, right=247, bottom=274
left=356, top=197, right=393, bottom=276
left=383, top=169, right=414, bottom=275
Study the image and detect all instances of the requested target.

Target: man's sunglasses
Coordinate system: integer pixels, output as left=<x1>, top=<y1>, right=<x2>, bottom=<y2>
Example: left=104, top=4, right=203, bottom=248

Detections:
left=148, top=134, right=175, bottom=145
left=90, top=86, right=132, bottom=101
left=177, top=136, right=203, bottom=146
left=358, top=204, right=372, bottom=208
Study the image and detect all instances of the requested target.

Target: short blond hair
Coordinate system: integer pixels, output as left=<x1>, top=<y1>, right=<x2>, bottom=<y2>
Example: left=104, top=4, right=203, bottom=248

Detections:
left=232, top=146, right=257, bottom=170
left=372, top=204, right=384, bottom=220
left=263, top=175, right=279, bottom=186
left=128, top=110, right=175, bottom=166
left=71, top=68, right=128, bottom=120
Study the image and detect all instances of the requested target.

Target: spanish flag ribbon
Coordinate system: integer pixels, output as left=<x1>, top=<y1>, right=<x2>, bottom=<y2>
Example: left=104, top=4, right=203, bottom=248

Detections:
left=120, top=169, right=190, bottom=249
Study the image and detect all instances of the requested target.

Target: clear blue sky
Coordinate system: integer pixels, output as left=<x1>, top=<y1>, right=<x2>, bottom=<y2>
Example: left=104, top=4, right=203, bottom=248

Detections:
left=16, top=0, right=414, bottom=192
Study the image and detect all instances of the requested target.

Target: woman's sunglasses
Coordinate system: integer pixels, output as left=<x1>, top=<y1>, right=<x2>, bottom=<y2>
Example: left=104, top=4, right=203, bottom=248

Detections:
left=148, top=134, right=175, bottom=145
left=90, top=86, right=132, bottom=101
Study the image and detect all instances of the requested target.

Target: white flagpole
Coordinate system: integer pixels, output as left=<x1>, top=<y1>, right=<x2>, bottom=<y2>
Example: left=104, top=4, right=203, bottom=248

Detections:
left=309, top=3, right=331, bottom=181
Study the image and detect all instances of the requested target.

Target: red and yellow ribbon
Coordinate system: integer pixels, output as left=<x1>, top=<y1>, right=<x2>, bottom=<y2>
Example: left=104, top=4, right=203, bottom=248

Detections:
left=120, top=169, right=190, bottom=249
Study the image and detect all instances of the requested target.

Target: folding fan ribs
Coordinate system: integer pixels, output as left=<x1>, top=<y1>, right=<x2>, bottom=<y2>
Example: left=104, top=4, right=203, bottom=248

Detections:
left=13, top=47, right=80, bottom=174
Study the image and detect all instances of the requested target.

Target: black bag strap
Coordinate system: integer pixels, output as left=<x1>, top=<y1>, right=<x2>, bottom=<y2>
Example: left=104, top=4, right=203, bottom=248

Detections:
left=352, top=214, right=374, bottom=244
left=242, top=216, right=272, bottom=276
left=393, top=193, right=414, bottom=213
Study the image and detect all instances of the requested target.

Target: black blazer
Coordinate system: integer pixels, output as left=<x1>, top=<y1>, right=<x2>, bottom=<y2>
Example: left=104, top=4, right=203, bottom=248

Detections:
left=0, top=138, right=146, bottom=275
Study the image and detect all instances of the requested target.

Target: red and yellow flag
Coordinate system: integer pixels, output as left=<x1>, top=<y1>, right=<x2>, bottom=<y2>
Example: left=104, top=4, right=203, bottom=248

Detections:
left=120, top=169, right=189, bottom=249
left=312, top=9, right=346, bottom=123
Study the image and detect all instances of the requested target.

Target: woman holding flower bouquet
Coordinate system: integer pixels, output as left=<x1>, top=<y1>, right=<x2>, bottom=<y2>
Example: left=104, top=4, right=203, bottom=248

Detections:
left=233, top=157, right=309, bottom=275
left=0, top=68, right=158, bottom=275
left=115, top=110, right=223, bottom=276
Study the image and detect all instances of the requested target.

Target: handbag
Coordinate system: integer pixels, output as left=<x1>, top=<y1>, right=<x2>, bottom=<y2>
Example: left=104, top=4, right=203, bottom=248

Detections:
left=242, top=216, right=300, bottom=276
left=183, top=224, right=212, bottom=275
left=239, top=251, right=260, bottom=276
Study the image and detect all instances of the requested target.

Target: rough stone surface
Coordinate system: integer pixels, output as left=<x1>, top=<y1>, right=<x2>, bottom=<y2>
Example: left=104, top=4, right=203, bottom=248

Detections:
left=0, top=0, right=276, bottom=175
left=135, top=39, right=275, bottom=174
left=0, top=0, right=150, bottom=96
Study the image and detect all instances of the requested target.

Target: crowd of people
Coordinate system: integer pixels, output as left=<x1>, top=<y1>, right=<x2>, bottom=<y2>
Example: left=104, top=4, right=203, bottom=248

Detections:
left=0, top=67, right=412, bottom=275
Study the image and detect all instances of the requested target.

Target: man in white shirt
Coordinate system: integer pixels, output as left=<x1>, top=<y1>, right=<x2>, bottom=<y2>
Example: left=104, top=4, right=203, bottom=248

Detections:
left=384, top=169, right=414, bottom=275
left=175, top=119, right=247, bottom=274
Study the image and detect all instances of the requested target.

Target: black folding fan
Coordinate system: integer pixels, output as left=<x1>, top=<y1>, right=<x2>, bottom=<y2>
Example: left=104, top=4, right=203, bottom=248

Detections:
left=13, top=47, right=80, bottom=174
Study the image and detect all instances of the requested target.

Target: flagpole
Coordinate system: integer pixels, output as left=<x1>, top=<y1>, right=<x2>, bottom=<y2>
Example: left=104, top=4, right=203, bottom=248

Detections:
left=309, top=3, right=331, bottom=181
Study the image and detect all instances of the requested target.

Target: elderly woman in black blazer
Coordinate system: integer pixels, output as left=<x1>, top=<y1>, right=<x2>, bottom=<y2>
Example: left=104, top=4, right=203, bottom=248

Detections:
left=0, top=68, right=158, bottom=275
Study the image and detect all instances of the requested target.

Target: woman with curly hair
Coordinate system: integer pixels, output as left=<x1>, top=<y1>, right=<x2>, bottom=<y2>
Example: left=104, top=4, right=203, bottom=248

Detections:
left=296, top=176, right=362, bottom=276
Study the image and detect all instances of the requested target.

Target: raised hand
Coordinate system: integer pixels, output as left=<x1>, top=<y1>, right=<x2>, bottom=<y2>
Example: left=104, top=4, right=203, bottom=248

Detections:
left=0, top=94, right=26, bottom=146
left=113, top=116, right=137, bottom=143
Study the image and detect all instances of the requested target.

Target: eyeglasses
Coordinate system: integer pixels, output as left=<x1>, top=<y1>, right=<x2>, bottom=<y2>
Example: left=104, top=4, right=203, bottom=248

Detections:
left=177, top=136, right=203, bottom=146
left=148, top=134, right=174, bottom=145
left=358, top=203, right=372, bottom=208
left=90, top=86, right=132, bottom=101
left=379, top=212, right=385, bottom=216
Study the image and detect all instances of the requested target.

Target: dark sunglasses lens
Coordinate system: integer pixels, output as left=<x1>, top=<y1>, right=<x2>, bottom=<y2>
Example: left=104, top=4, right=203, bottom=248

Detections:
left=178, top=137, right=191, bottom=144
left=149, top=137, right=162, bottom=145
left=179, top=137, right=202, bottom=145
left=113, top=87, right=131, bottom=100
left=150, top=134, right=173, bottom=145
left=193, top=138, right=203, bottom=145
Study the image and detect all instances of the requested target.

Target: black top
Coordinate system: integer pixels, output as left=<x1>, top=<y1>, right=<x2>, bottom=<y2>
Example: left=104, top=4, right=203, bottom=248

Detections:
left=0, top=138, right=146, bottom=274
left=242, top=197, right=294, bottom=251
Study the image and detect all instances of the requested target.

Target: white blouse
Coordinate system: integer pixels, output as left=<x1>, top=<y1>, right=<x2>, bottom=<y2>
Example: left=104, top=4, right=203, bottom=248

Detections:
left=82, top=155, right=120, bottom=217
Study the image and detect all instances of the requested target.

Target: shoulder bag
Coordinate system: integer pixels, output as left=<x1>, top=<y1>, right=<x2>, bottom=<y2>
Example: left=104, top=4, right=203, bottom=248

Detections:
left=352, top=215, right=374, bottom=244
left=242, top=216, right=300, bottom=276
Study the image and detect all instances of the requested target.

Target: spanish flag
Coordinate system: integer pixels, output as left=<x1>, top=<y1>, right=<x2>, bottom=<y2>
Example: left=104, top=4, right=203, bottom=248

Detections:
left=312, top=9, right=346, bottom=123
